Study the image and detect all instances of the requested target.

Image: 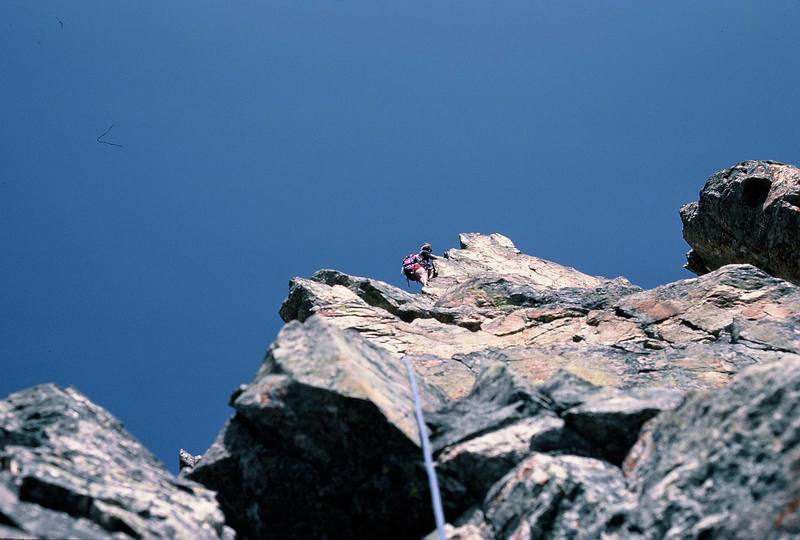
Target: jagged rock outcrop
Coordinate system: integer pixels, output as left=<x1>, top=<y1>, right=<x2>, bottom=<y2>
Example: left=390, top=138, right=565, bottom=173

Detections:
left=188, top=317, right=446, bottom=540
left=434, top=453, right=638, bottom=540
left=183, top=229, right=800, bottom=539
left=437, top=354, right=800, bottom=539
left=0, top=384, right=232, bottom=540
left=428, top=365, right=681, bottom=518
left=622, top=355, right=800, bottom=539
left=681, top=160, right=800, bottom=284
left=280, top=233, right=800, bottom=398
left=6, top=188, right=800, bottom=539
left=188, top=318, right=688, bottom=540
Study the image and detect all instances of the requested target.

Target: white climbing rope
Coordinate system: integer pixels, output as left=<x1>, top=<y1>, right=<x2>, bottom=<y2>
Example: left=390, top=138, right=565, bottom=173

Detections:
left=402, top=356, right=447, bottom=540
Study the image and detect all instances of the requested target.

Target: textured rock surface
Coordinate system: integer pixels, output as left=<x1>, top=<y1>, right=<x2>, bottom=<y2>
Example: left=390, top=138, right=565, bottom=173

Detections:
left=188, top=317, right=445, bottom=540
left=0, top=384, right=232, bottom=540
left=558, top=382, right=683, bottom=466
left=429, top=365, right=570, bottom=514
left=439, top=453, right=636, bottom=540
left=622, top=355, right=800, bottom=539
left=430, top=364, right=682, bottom=519
left=254, top=231, right=800, bottom=539
left=7, top=214, right=800, bottom=539
left=438, top=356, right=800, bottom=539
left=281, top=233, right=800, bottom=398
left=419, top=233, right=607, bottom=296
left=681, top=160, right=800, bottom=284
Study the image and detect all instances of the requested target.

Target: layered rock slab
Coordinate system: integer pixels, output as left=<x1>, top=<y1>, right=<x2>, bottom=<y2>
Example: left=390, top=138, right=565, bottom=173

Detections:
left=188, top=317, right=445, bottom=540
left=439, top=355, right=800, bottom=539
left=278, top=233, right=642, bottom=398
left=203, top=230, right=800, bottom=538
left=462, top=263, right=800, bottom=390
left=418, top=233, right=607, bottom=297
left=281, top=233, right=800, bottom=397
left=430, top=365, right=682, bottom=520
left=0, top=384, right=232, bottom=540
left=681, top=160, right=800, bottom=285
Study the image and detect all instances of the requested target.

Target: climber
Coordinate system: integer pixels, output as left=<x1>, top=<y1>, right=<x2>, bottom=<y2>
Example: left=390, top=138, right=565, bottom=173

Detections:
left=402, top=243, right=440, bottom=287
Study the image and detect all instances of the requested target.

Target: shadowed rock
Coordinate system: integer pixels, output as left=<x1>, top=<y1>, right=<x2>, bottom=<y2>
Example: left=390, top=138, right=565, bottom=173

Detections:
left=430, top=356, right=800, bottom=539
left=622, top=354, right=800, bottom=539
left=189, top=228, right=800, bottom=539
left=562, top=385, right=683, bottom=465
left=428, top=365, right=568, bottom=514
left=430, top=365, right=682, bottom=518
left=428, top=363, right=551, bottom=453
left=188, top=317, right=445, bottom=540
left=439, top=453, right=637, bottom=540
left=0, top=384, right=232, bottom=540
left=681, top=160, right=800, bottom=284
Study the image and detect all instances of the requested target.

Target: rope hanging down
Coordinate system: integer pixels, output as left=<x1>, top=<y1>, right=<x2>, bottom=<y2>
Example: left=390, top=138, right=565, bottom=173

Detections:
left=402, top=356, right=447, bottom=540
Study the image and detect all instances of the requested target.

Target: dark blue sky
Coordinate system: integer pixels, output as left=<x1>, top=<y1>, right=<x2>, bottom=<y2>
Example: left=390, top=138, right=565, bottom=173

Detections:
left=2, top=1, right=799, bottom=469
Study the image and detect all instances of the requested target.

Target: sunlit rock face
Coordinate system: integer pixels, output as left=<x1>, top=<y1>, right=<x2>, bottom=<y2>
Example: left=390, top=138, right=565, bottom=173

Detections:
left=0, top=384, right=233, bottom=540
left=191, top=227, right=800, bottom=539
left=279, top=234, right=800, bottom=398
left=681, top=160, right=800, bottom=285
left=6, top=165, right=800, bottom=539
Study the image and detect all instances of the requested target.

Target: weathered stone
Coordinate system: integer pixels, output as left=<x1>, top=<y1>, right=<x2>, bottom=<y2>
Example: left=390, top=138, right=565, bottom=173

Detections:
left=309, top=268, right=435, bottom=322
left=681, top=160, right=800, bottom=285
left=428, top=363, right=550, bottom=453
left=193, top=229, right=800, bottom=538
left=427, top=364, right=576, bottom=515
left=431, top=274, right=640, bottom=331
left=280, top=235, right=800, bottom=402
left=278, top=274, right=510, bottom=373
left=447, top=453, right=637, bottom=540
left=0, top=384, right=232, bottom=540
left=622, top=355, right=800, bottom=539
left=451, top=264, right=800, bottom=394
left=531, top=369, right=685, bottom=464
left=431, top=364, right=683, bottom=522
left=421, top=233, right=608, bottom=298
left=278, top=234, right=633, bottom=360
left=436, top=415, right=568, bottom=508
left=405, top=353, right=476, bottom=401
left=536, top=369, right=601, bottom=413
left=189, top=317, right=445, bottom=540
left=563, top=386, right=684, bottom=465
left=453, top=339, right=759, bottom=394
left=615, top=264, right=800, bottom=343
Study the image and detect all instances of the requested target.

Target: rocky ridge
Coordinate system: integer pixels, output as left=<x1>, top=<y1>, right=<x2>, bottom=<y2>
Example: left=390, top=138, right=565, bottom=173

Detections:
left=191, top=175, right=800, bottom=539
left=1, top=160, right=799, bottom=539
left=0, top=385, right=233, bottom=539
left=279, top=233, right=799, bottom=396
